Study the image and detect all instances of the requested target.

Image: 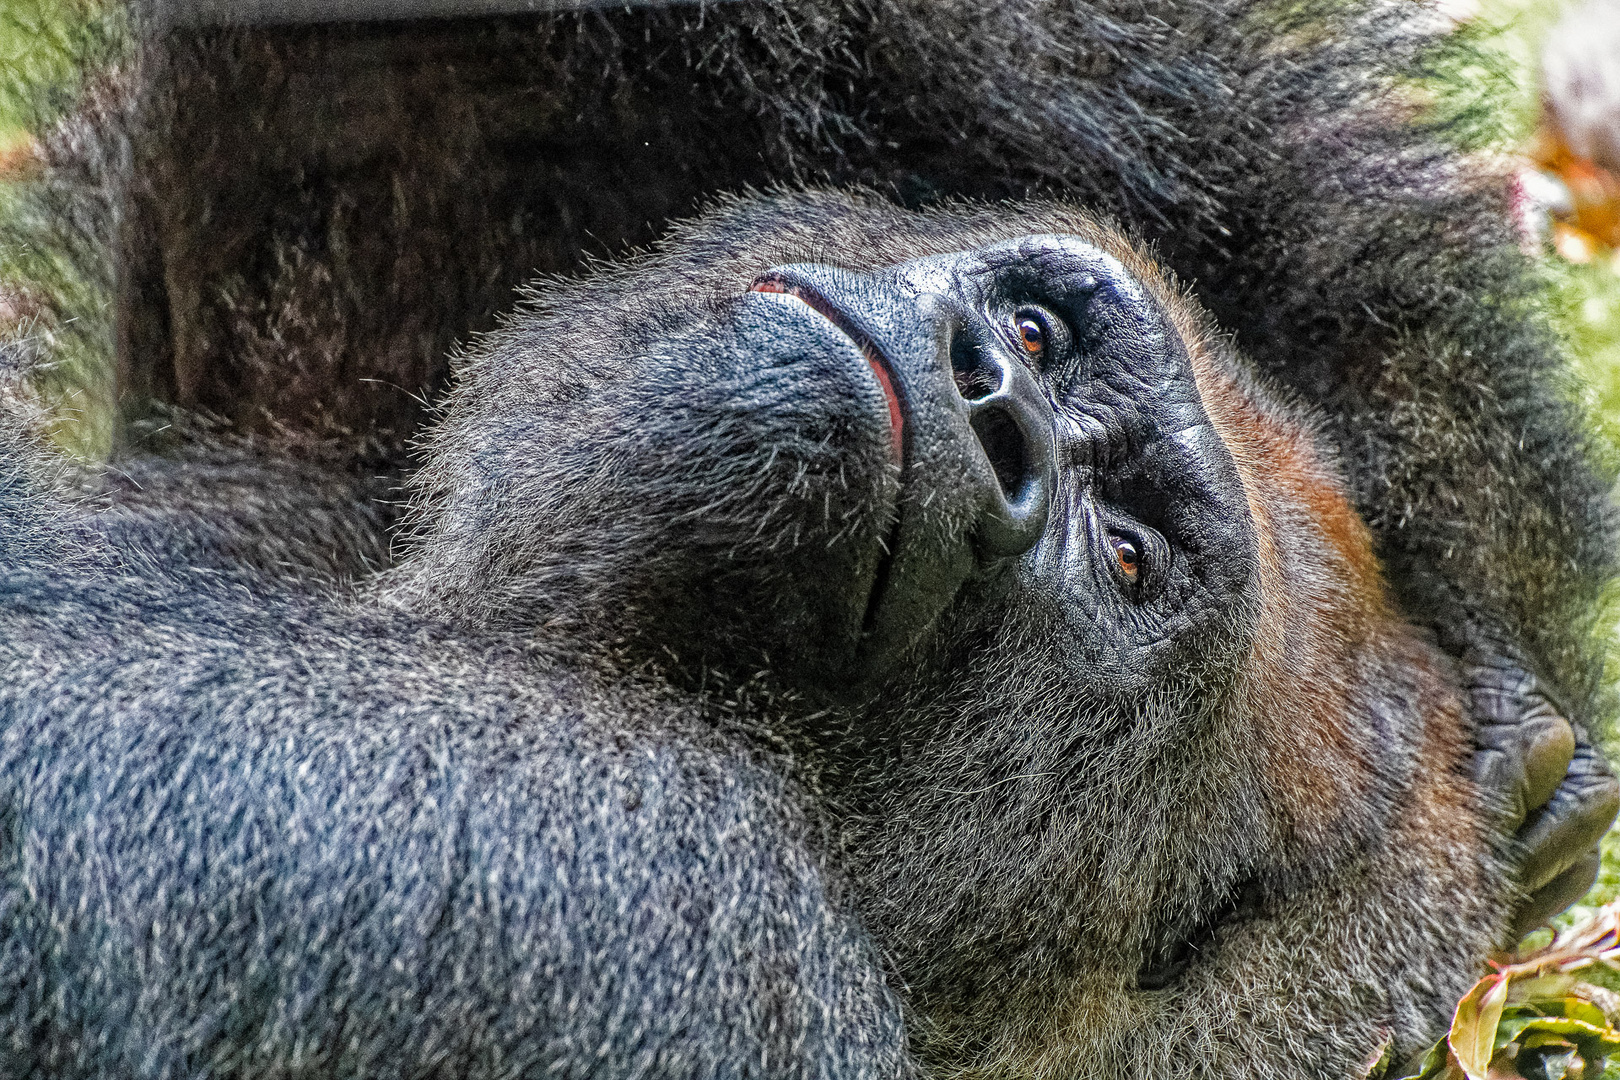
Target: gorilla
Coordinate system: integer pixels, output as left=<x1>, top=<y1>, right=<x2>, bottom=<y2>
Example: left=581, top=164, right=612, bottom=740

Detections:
left=6, top=0, right=1606, bottom=924
left=0, top=192, right=1525, bottom=1078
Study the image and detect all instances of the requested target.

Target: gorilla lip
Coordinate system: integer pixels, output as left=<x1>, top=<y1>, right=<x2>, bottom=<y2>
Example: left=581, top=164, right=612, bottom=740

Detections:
left=750, top=276, right=906, bottom=463
left=751, top=273, right=912, bottom=655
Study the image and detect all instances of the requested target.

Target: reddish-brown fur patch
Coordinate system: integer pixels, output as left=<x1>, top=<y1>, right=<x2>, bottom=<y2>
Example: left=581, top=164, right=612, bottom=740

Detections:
left=1184, top=324, right=1475, bottom=860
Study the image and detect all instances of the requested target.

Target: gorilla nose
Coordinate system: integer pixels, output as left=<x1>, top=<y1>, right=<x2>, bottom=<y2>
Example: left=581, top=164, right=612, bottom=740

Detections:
left=749, top=260, right=1055, bottom=560
left=951, top=340, right=1056, bottom=558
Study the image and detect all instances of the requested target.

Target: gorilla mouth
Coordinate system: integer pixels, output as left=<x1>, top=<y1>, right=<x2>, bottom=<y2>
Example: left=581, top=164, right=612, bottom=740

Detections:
left=750, top=276, right=906, bottom=463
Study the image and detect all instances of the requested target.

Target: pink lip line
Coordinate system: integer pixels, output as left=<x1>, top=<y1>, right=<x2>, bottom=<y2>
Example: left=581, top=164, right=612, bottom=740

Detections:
left=751, top=276, right=905, bottom=463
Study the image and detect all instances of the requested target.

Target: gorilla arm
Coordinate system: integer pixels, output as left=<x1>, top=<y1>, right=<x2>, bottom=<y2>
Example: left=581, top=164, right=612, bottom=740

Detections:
left=0, top=559, right=910, bottom=1078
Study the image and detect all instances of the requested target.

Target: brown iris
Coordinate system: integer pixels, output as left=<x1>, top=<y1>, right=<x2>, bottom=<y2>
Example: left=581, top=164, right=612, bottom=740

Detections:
left=1016, top=315, right=1047, bottom=357
left=1111, top=534, right=1141, bottom=582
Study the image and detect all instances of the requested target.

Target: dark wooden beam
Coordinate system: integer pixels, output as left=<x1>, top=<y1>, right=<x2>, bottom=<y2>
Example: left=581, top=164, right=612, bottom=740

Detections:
left=147, top=0, right=719, bottom=28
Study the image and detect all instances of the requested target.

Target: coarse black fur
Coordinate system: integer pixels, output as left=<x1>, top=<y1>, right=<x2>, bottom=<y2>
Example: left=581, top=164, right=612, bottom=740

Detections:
left=79, top=430, right=396, bottom=586
left=0, top=564, right=910, bottom=1079
left=2, top=192, right=1512, bottom=1078
left=15, top=0, right=1599, bottom=738
left=0, top=369, right=71, bottom=572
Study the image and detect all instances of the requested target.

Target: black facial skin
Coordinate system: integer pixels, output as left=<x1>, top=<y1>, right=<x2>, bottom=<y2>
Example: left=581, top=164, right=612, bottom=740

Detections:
left=403, top=234, right=1262, bottom=704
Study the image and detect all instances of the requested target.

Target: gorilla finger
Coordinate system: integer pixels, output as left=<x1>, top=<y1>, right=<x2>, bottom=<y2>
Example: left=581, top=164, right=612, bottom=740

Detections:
left=1517, top=715, right=1577, bottom=817
left=1474, top=714, right=1575, bottom=828
left=1516, top=770, right=1620, bottom=893
left=1509, top=849, right=1602, bottom=942
left=1463, top=641, right=1577, bottom=827
left=1463, top=647, right=1537, bottom=728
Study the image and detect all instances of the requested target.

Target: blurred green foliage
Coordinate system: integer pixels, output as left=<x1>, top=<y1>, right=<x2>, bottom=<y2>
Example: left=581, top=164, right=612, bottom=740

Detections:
left=1465, top=0, right=1620, bottom=450
left=1559, top=262, right=1620, bottom=451
left=0, top=0, right=116, bottom=132
left=0, top=0, right=122, bottom=461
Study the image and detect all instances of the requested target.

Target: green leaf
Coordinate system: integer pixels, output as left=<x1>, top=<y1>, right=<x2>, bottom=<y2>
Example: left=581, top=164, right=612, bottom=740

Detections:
left=1452, top=974, right=1511, bottom=1080
left=1519, top=1032, right=1580, bottom=1051
left=1388, top=1039, right=1457, bottom=1080
left=1497, top=1015, right=1610, bottom=1045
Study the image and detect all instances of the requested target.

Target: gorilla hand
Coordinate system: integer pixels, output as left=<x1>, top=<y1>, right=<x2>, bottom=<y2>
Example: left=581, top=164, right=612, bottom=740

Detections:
left=1466, top=636, right=1620, bottom=938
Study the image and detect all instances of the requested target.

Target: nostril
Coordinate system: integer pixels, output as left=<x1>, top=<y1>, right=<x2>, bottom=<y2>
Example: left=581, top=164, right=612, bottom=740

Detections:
left=965, top=357, right=1055, bottom=561
left=971, top=407, right=1031, bottom=501
left=952, top=333, right=1003, bottom=402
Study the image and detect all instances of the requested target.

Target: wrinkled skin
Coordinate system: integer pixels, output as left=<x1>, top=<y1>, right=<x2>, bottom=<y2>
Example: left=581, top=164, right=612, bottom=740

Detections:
left=1465, top=636, right=1619, bottom=935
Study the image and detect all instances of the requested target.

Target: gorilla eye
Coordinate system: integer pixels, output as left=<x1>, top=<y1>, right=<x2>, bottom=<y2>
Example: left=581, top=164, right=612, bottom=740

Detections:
left=1015, top=311, right=1049, bottom=357
left=1006, top=305, right=1070, bottom=369
left=1111, top=532, right=1141, bottom=583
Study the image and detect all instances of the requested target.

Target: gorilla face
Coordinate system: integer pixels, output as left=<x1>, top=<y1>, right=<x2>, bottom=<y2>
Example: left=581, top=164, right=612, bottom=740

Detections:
left=750, top=237, right=1261, bottom=693
left=404, top=212, right=1260, bottom=704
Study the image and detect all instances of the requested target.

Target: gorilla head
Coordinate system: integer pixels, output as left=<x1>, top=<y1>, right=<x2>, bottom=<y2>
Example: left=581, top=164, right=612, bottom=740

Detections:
left=398, top=194, right=1261, bottom=705
left=391, top=190, right=1500, bottom=1071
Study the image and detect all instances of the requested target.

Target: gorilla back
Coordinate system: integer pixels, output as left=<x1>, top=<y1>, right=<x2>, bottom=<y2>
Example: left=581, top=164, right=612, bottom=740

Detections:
left=1, top=193, right=1508, bottom=1078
